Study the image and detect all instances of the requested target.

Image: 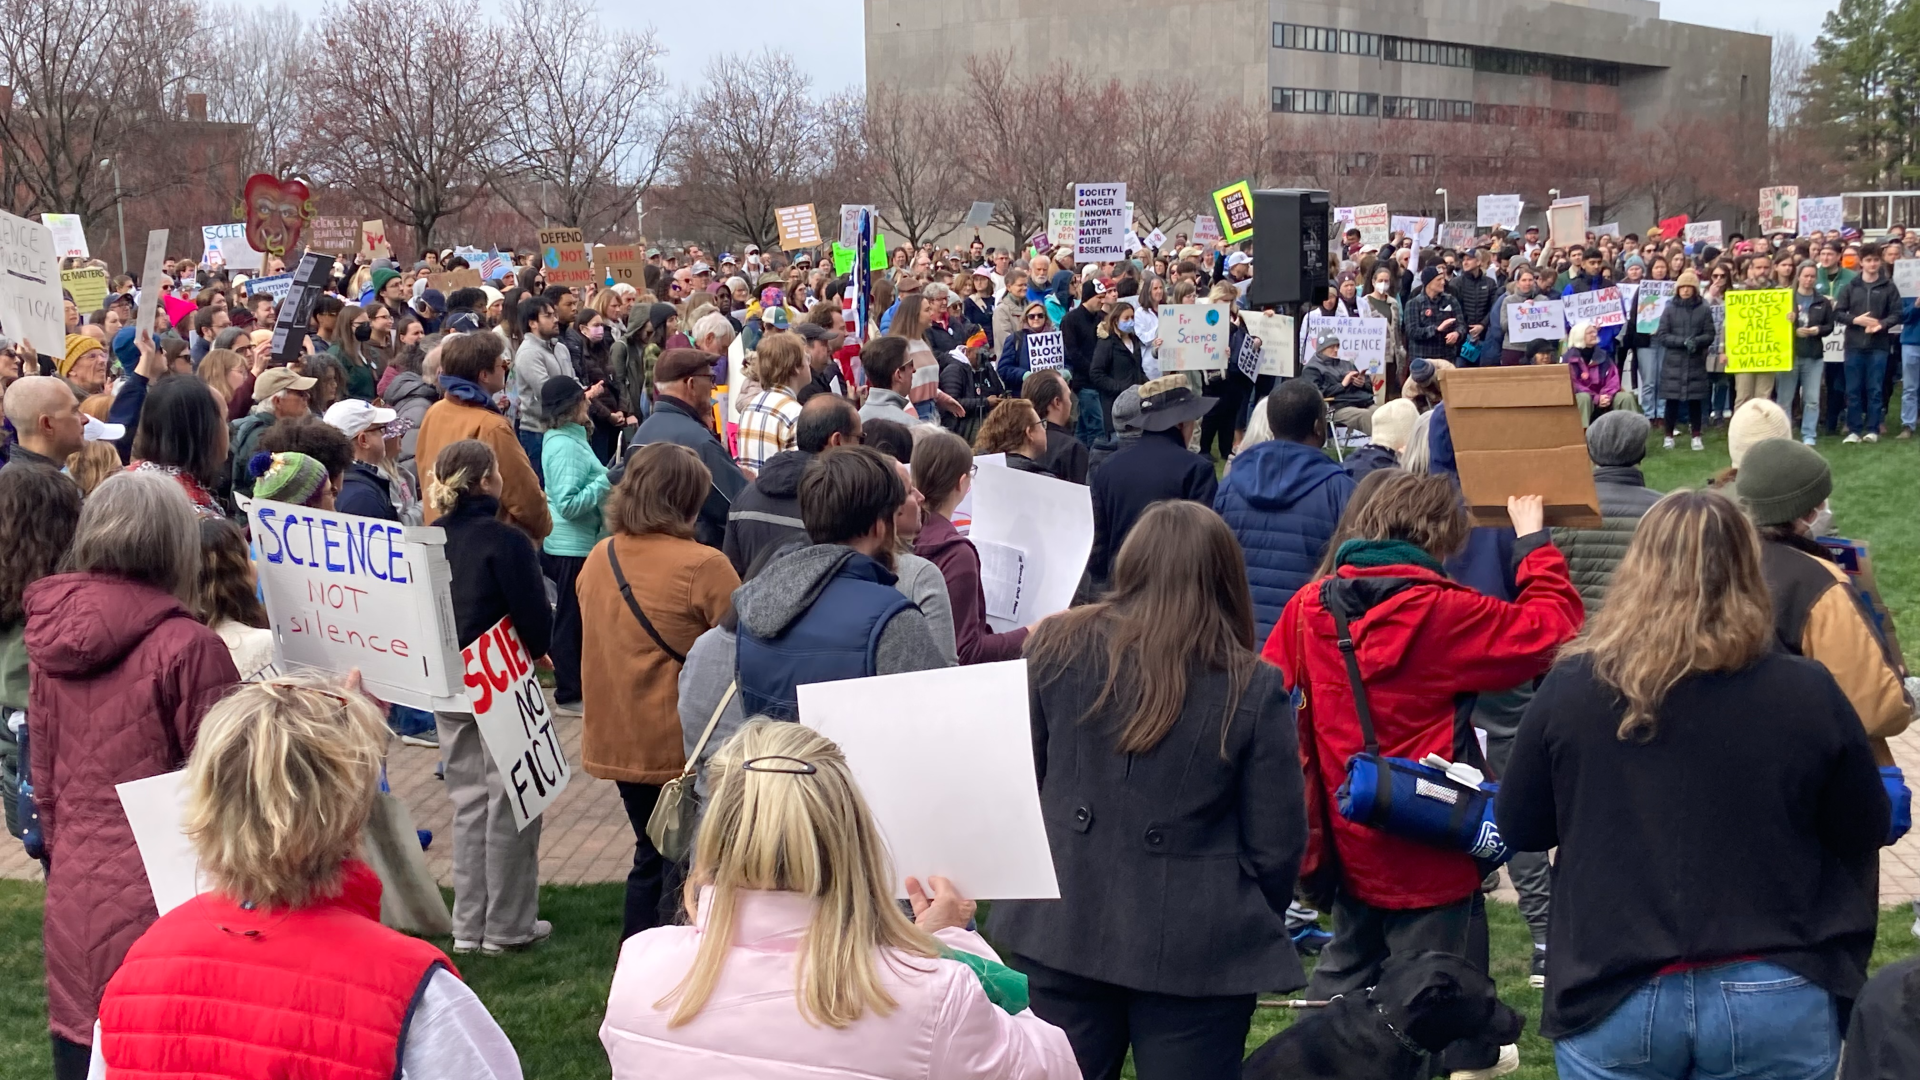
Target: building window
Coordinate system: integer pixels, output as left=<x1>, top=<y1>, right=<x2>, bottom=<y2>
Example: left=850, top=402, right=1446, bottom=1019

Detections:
left=1272, top=87, right=1334, bottom=114
left=1474, top=46, right=1620, bottom=85
left=1382, top=96, right=1475, bottom=122
left=1339, top=91, right=1379, bottom=116
left=1274, top=23, right=1379, bottom=56
left=1384, top=37, right=1471, bottom=67
left=1340, top=152, right=1373, bottom=175
left=1410, top=154, right=1434, bottom=174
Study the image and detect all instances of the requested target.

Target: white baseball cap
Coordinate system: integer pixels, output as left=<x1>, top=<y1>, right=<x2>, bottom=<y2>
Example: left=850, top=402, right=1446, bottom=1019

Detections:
left=82, top=415, right=125, bottom=442
left=324, top=399, right=398, bottom=437
left=1226, top=252, right=1253, bottom=268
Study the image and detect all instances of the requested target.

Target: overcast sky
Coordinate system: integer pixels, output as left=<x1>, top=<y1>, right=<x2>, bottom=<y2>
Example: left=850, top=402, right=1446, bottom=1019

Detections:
left=608, top=0, right=1830, bottom=91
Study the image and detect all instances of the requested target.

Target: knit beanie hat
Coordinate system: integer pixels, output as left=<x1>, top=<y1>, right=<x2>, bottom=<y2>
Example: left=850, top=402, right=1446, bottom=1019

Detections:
left=369, top=267, right=400, bottom=297
left=1675, top=270, right=1701, bottom=291
left=1371, top=398, right=1420, bottom=453
left=1735, top=438, right=1832, bottom=526
left=250, top=451, right=330, bottom=507
left=61, top=334, right=100, bottom=377
left=1727, top=398, right=1790, bottom=469
left=1585, top=410, right=1650, bottom=467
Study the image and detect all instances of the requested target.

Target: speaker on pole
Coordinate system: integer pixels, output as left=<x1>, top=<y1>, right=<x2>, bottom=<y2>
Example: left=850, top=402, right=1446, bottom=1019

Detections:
left=1245, top=189, right=1331, bottom=308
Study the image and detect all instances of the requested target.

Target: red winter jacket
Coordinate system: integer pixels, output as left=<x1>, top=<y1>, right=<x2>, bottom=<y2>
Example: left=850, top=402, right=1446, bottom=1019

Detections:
left=1264, top=535, right=1583, bottom=909
left=100, top=860, right=454, bottom=1079
left=25, top=573, right=239, bottom=1043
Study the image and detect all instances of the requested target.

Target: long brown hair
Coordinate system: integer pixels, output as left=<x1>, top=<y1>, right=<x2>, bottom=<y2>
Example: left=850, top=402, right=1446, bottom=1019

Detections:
left=1559, top=490, right=1772, bottom=741
left=1026, top=500, right=1257, bottom=754
left=973, top=399, right=1041, bottom=456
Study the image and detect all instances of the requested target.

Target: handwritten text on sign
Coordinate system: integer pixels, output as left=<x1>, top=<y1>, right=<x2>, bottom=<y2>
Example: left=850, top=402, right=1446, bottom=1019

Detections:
left=462, top=616, right=569, bottom=829
left=1507, top=299, right=1567, bottom=343
left=1566, top=286, right=1627, bottom=329
left=1723, top=288, right=1794, bottom=374
left=1161, top=303, right=1228, bottom=371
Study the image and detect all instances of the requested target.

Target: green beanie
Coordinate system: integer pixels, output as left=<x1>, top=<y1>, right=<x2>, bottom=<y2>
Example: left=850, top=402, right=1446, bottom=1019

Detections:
left=1734, top=438, right=1832, bottom=526
left=250, top=451, right=329, bottom=507
left=369, top=266, right=400, bottom=297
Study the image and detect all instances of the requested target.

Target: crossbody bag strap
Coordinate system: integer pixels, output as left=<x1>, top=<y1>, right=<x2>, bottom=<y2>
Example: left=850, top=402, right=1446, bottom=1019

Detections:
left=605, top=543, right=686, bottom=665
left=1320, top=579, right=1381, bottom=757
left=679, top=682, right=737, bottom=781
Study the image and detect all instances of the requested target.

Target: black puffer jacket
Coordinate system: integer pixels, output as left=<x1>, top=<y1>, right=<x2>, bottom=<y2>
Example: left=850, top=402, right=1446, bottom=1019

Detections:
left=1549, top=465, right=1663, bottom=613
left=1655, top=293, right=1716, bottom=401
left=1451, top=269, right=1499, bottom=334
left=721, top=448, right=812, bottom=577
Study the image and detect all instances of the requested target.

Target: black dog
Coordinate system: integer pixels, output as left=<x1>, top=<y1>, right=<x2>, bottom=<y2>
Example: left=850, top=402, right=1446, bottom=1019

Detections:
left=1243, top=951, right=1526, bottom=1080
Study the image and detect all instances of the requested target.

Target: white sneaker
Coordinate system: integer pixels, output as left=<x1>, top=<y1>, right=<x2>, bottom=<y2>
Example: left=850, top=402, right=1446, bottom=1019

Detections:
left=451, top=939, right=482, bottom=954
left=482, top=919, right=553, bottom=954
left=1803, top=436, right=1817, bottom=447
left=1450, top=1043, right=1521, bottom=1080
left=1864, top=432, right=1880, bottom=443
left=1662, top=436, right=1676, bottom=450
left=1691, top=436, right=1705, bottom=451
left=1844, top=432, right=1862, bottom=444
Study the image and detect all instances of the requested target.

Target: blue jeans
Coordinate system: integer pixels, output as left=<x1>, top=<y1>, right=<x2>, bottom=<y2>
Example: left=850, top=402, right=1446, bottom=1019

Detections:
left=1638, top=344, right=1665, bottom=418
left=1844, top=347, right=1890, bottom=434
left=1554, top=961, right=1839, bottom=1080
left=1902, top=343, right=1920, bottom=429
left=517, top=429, right=546, bottom=483
left=1774, top=356, right=1824, bottom=441
left=1074, top=387, right=1106, bottom=447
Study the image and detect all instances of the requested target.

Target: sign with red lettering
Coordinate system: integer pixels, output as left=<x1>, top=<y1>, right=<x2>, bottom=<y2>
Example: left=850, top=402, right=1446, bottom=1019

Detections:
left=461, top=616, right=570, bottom=829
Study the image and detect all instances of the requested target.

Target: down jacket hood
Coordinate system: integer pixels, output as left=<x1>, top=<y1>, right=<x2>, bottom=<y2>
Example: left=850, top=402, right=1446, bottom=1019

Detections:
left=25, top=573, right=194, bottom=679
left=385, top=370, right=439, bottom=407
left=732, top=543, right=896, bottom=640
left=753, top=449, right=813, bottom=500
left=1222, top=438, right=1348, bottom=511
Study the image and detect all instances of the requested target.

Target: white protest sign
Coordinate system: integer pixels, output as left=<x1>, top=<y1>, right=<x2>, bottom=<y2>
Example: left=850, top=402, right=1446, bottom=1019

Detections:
left=1566, top=286, right=1627, bottom=329
left=1592, top=222, right=1621, bottom=239
left=949, top=453, right=1004, bottom=536
left=965, top=200, right=995, bottom=228
left=41, top=213, right=88, bottom=258
left=135, top=229, right=168, bottom=337
left=1047, top=208, right=1077, bottom=249
left=1300, top=314, right=1389, bottom=375
left=1507, top=299, right=1568, bottom=342
left=1685, top=221, right=1723, bottom=246
left=1634, top=280, right=1676, bottom=333
left=799, top=660, right=1059, bottom=900
left=1823, top=327, right=1845, bottom=363
left=969, top=464, right=1093, bottom=632
left=1799, top=197, right=1843, bottom=236
left=1439, top=222, right=1478, bottom=250
left=248, top=499, right=467, bottom=711
left=1242, top=310, right=1296, bottom=377
left=202, top=222, right=263, bottom=271
left=118, top=770, right=201, bottom=915
left=242, top=272, right=294, bottom=304
left=0, top=210, right=65, bottom=351
left=459, top=615, right=570, bottom=830
left=1162, top=303, right=1228, bottom=370
left=1333, top=206, right=1356, bottom=228
left=839, top=204, right=875, bottom=248
left=1145, top=227, right=1167, bottom=250
left=1893, top=258, right=1920, bottom=296
left=1026, top=329, right=1064, bottom=372
left=1478, top=195, right=1522, bottom=230
left=1759, top=186, right=1799, bottom=234
left=1353, top=204, right=1390, bottom=247
left=1391, top=215, right=1436, bottom=247
left=1073, top=183, right=1128, bottom=260
left=1192, top=214, right=1220, bottom=243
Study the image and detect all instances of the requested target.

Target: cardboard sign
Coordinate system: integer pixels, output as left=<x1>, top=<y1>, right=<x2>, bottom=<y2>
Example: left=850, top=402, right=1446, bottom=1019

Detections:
left=1799, top=197, right=1843, bottom=236
left=202, top=222, right=262, bottom=271
left=587, top=243, right=644, bottom=287
left=1547, top=201, right=1586, bottom=251
left=1353, top=204, right=1390, bottom=247
left=1046, top=209, right=1077, bottom=249
left=1211, top=179, right=1256, bottom=244
left=1566, top=286, right=1627, bottom=329
left=1391, top=216, right=1436, bottom=248
left=1759, top=186, right=1799, bottom=235
left=41, top=213, right=88, bottom=258
left=460, top=615, right=570, bottom=830
left=359, top=219, right=392, bottom=261
left=1477, top=195, right=1522, bottom=230
left=60, top=266, right=109, bottom=312
left=1161, top=303, right=1228, bottom=370
left=247, top=497, right=467, bottom=712
left=1635, top=280, right=1676, bottom=333
left=426, top=268, right=483, bottom=294
left=1074, top=183, right=1128, bottom=259
left=1507, top=298, right=1567, bottom=343
left=775, top=203, right=821, bottom=250
left=965, top=200, right=995, bottom=228
left=1723, top=288, right=1794, bottom=373
left=1439, top=221, right=1478, bottom=251
left=135, top=229, right=169, bottom=337
left=538, top=226, right=593, bottom=285
left=1026, top=330, right=1064, bottom=371
left=1299, top=314, right=1389, bottom=375
left=1438, top=366, right=1601, bottom=528
left=1242, top=310, right=1296, bottom=377
left=1685, top=220, right=1722, bottom=246
left=309, top=215, right=360, bottom=254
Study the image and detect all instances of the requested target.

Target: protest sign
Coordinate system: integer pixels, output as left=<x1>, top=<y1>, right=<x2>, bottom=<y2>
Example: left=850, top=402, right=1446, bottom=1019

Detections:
left=427, top=268, right=484, bottom=294
left=1477, top=194, right=1522, bottom=230
left=831, top=234, right=888, bottom=275
left=1685, top=220, right=1723, bottom=246
left=1191, top=213, right=1220, bottom=243
left=1656, top=214, right=1690, bottom=240
left=839, top=204, right=875, bottom=248
left=41, top=213, right=88, bottom=258
left=1, top=210, right=67, bottom=349
left=309, top=215, right=360, bottom=254
left=965, top=200, right=995, bottom=228
left=1026, top=330, right=1064, bottom=371
left=1047, top=208, right=1077, bottom=249
left=799, top=660, right=1058, bottom=900
left=247, top=498, right=467, bottom=712
left=118, top=771, right=200, bottom=915
left=1507, top=299, right=1568, bottom=343
left=60, top=266, right=108, bottom=312
left=1823, top=327, right=1845, bottom=364
left=1353, top=204, right=1390, bottom=247
left=1300, top=314, right=1389, bottom=375
left=202, top=222, right=262, bottom=271
left=240, top=173, right=314, bottom=256
left=460, top=615, right=570, bottom=830
left=1074, top=183, right=1128, bottom=259
left=1391, top=216, right=1436, bottom=248
left=968, top=465, right=1093, bottom=632
left=1547, top=200, right=1586, bottom=251
left=1144, top=227, right=1167, bottom=250
left=590, top=243, right=644, bottom=286
left=1242, top=310, right=1296, bottom=377
left=1722, top=288, right=1794, bottom=373
left=1759, top=186, right=1799, bottom=234
left=1440, top=366, right=1601, bottom=528
left=1566, top=286, right=1626, bottom=329
left=241, top=272, right=293, bottom=303
left=1211, top=179, right=1256, bottom=243
left=1819, top=538, right=1903, bottom=658
left=1439, top=221, right=1477, bottom=250
left=268, top=251, right=332, bottom=363
left=1634, top=280, right=1676, bottom=334
left=1592, top=222, right=1621, bottom=239
left=1892, top=258, right=1920, bottom=297
left=775, top=203, right=821, bottom=250
left=1161, top=303, right=1228, bottom=370
left=538, top=226, right=593, bottom=285
left=1333, top=206, right=1356, bottom=228
left=135, top=230, right=168, bottom=338
left=1799, top=197, right=1843, bottom=236
left=359, top=220, right=392, bottom=261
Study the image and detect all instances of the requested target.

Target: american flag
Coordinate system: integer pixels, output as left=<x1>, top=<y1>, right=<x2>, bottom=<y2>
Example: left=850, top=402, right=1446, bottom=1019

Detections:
left=478, top=248, right=510, bottom=281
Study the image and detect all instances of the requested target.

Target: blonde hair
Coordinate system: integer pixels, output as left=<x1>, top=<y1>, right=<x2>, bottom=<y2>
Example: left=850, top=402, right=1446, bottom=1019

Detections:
left=425, top=439, right=496, bottom=515
left=1559, top=490, right=1773, bottom=741
left=659, top=721, right=938, bottom=1028
left=64, top=440, right=123, bottom=496
left=183, top=675, right=389, bottom=908
left=1206, top=282, right=1239, bottom=304
left=197, top=348, right=245, bottom=409
left=750, top=330, right=806, bottom=389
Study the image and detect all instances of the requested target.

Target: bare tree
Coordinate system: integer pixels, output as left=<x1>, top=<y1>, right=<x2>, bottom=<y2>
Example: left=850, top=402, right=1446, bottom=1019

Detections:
left=1771, top=32, right=1812, bottom=130
left=196, top=4, right=316, bottom=178
left=859, top=84, right=965, bottom=248
left=955, top=53, right=1062, bottom=247
left=667, top=50, right=826, bottom=250
left=499, top=0, right=673, bottom=236
left=1122, top=78, right=1200, bottom=233
left=307, top=0, right=518, bottom=254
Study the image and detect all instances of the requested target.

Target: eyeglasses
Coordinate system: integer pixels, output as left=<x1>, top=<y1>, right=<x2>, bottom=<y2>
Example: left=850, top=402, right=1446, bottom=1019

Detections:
left=1025, top=313, right=1047, bottom=322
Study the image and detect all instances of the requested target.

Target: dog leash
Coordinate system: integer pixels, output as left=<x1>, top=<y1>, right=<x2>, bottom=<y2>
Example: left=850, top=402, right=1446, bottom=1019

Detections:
left=1256, top=991, right=1427, bottom=1056
left=1256, top=998, right=1336, bottom=1009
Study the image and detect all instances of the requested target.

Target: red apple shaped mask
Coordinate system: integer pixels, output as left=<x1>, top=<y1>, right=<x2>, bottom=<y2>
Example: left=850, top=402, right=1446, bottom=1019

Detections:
left=242, top=173, right=313, bottom=256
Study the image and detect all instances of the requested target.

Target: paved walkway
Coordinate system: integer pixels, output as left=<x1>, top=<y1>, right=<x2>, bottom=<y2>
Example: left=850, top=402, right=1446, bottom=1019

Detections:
left=5, top=698, right=1920, bottom=909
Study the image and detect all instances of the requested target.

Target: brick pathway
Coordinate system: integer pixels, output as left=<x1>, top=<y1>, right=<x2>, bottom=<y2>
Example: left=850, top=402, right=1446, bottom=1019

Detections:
left=5, top=697, right=1920, bottom=909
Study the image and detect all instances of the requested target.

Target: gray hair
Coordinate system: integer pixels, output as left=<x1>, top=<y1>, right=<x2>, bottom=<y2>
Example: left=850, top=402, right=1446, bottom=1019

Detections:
left=63, top=470, right=201, bottom=600
left=1401, top=411, right=1435, bottom=475
left=692, top=311, right=736, bottom=346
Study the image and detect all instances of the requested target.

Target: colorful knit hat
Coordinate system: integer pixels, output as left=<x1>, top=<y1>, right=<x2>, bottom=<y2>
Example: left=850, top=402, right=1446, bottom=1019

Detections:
left=250, top=451, right=329, bottom=507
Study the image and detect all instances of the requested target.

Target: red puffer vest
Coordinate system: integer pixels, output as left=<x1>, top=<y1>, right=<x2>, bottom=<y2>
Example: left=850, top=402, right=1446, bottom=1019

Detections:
left=98, top=860, right=456, bottom=1079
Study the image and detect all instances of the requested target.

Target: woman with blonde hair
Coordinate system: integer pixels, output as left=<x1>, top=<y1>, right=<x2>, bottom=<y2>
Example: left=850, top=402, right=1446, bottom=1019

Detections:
left=600, top=720, right=1078, bottom=1078
left=194, top=347, right=247, bottom=413
left=1497, top=489, right=1886, bottom=1080
left=64, top=441, right=121, bottom=495
left=91, top=675, right=524, bottom=1077
left=733, top=330, right=808, bottom=472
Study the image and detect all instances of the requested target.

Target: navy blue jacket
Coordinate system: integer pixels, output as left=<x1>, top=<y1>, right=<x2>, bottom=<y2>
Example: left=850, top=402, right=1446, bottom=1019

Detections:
left=736, top=550, right=912, bottom=721
left=334, top=461, right=399, bottom=521
left=438, top=494, right=553, bottom=656
left=1089, top=428, right=1217, bottom=584
left=1214, top=439, right=1356, bottom=642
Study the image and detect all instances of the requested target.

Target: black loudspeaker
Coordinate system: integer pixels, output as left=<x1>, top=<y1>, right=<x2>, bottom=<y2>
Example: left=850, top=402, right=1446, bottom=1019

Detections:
left=1246, top=189, right=1331, bottom=308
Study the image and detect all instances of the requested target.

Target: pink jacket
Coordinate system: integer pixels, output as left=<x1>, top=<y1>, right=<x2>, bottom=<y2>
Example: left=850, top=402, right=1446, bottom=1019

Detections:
left=601, top=889, right=1080, bottom=1080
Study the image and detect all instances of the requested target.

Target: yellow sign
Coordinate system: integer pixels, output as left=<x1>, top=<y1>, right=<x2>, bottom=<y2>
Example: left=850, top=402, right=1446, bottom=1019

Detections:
left=1722, top=288, right=1794, bottom=373
left=60, top=266, right=109, bottom=313
left=1211, top=180, right=1255, bottom=244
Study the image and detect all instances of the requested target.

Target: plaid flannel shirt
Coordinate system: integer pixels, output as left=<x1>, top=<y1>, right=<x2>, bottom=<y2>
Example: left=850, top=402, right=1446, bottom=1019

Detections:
left=733, top=387, right=802, bottom=472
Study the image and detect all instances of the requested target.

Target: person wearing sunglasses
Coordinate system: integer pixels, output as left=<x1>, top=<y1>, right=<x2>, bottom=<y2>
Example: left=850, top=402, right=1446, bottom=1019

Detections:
left=996, top=301, right=1058, bottom=393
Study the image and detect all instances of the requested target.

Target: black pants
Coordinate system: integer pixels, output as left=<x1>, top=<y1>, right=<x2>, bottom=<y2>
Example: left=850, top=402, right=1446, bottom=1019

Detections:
left=1664, top=399, right=1704, bottom=436
left=615, top=781, right=682, bottom=940
left=52, top=1034, right=88, bottom=1080
left=540, top=553, right=586, bottom=705
left=1010, top=952, right=1256, bottom=1080
left=1200, top=372, right=1253, bottom=461
left=1824, top=362, right=1849, bottom=433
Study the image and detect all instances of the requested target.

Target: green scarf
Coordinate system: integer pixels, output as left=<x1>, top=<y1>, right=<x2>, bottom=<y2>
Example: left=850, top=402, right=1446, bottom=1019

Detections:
left=1334, top=538, right=1445, bottom=576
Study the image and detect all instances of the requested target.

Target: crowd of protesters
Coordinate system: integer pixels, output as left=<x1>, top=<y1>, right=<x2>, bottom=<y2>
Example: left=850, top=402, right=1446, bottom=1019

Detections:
left=0, top=206, right=1915, bottom=1080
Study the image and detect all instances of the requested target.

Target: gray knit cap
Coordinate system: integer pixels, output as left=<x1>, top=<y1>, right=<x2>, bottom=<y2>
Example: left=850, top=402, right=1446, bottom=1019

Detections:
left=1734, top=438, right=1832, bottom=526
left=1585, top=410, right=1650, bottom=467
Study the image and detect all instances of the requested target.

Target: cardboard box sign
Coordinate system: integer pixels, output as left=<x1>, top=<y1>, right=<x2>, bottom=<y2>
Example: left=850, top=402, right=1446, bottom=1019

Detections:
left=1438, top=366, right=1602, bottom=529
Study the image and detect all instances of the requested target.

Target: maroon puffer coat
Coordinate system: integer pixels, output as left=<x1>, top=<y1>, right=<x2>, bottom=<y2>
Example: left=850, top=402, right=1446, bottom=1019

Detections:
left=26, top=572, right=238, bottom=1043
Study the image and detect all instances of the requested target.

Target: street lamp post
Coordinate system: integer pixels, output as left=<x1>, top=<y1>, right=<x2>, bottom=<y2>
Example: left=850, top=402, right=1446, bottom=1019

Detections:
left=100, top=158, right=127, bottom=274
left=1435, top=187, right=1448, bottom=223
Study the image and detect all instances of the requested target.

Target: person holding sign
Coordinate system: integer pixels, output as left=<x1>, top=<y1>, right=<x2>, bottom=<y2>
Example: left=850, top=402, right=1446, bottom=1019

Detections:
left=1782, top=261, right=1837, bottom=446
left=427, top=440, right=555, bottom=954
left=914, top=432, right=1033, bottom=664
left=92, top=676, right=525, bottom=1079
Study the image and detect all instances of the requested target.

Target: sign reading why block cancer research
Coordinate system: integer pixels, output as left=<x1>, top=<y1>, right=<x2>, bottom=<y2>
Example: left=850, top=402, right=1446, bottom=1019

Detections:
left=1026, top=330, right=1064, bottom=371
left=462, top=615, right=570, bottom=830
left=1722, top=288, right=1795, bottom=373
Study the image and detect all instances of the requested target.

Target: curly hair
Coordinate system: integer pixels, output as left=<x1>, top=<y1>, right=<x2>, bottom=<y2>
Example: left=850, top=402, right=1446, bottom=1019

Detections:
left=0, top=466, right=83, bottom=629
left=195, top=517, right=268, bottom=629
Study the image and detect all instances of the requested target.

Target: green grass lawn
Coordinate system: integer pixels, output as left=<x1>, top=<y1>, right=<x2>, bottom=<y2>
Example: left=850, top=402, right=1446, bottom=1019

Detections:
left=0, top=877, right=1912, bottom=1079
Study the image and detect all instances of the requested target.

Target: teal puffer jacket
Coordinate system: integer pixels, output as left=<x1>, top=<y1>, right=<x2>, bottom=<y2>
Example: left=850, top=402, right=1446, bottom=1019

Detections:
left=541, top=423, right=610, bottom=557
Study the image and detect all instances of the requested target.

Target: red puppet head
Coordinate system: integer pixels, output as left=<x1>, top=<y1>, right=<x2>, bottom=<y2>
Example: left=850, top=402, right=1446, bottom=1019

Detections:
left=240, top=173, right=314, bottom=257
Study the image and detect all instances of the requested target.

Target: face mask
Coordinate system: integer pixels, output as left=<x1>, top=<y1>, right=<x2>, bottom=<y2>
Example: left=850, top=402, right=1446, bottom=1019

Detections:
left=1809, top=501, right=1833, bottom=538
left=354, top=322, right=372, bottom=342
left=1118, top=318, right=1135, bottom=334
left=585, top=325, right=604, bottom=341
left=1374, top=280, right=1390, bottom=294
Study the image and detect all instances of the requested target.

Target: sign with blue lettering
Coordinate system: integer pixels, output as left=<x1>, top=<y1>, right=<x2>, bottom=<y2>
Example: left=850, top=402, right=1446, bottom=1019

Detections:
left=247, top=499, right=465, bottom=710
